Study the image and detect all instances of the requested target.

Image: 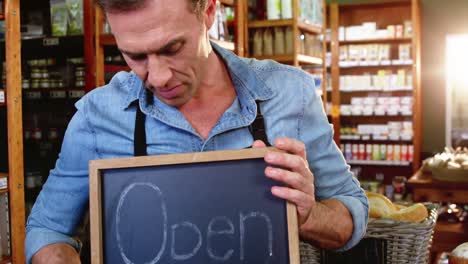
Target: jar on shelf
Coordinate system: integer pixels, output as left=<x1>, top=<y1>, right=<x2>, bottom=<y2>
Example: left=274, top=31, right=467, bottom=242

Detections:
left=22, top=79, right=30, bottom=89
left=75, top=77, right=85, bottom=87
left=57, top=79, right=65, bottom=88
left=31, top=79, right=40, bottom=89
left=30, top=68, right=41, bottom=79
left=41, top=69, right=50, bottom=79
left=40, top=79, right=51, bottom=89
left=37, top=59, right=47, bottom=66
left=75, top=67, right=85, bottom=77
left=50, top=79, right=59, bottom=89
left=46, top=58, right=56, bottom=66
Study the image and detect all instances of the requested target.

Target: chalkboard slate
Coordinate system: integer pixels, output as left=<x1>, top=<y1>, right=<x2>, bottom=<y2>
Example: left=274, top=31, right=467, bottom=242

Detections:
left=89, top=148, right=299, bottom=264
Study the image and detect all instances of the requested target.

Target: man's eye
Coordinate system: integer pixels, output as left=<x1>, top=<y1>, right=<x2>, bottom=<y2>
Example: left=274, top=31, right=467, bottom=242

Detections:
left=166, top=43, right=183, bottom=55
left=129, top=54, right=146, bottom=61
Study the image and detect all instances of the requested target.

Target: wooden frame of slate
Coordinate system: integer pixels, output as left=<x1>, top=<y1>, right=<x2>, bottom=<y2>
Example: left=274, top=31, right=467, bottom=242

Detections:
left=89, top=148, right=300, bottom=264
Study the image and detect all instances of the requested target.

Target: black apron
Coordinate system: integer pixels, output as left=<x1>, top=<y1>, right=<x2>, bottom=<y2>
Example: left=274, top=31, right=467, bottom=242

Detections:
left=133, top=101, right=269, bottom=156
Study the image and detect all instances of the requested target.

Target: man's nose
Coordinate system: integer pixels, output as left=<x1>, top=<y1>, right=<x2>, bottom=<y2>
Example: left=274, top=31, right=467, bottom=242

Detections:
left=147, top=55, right=173, bottom=88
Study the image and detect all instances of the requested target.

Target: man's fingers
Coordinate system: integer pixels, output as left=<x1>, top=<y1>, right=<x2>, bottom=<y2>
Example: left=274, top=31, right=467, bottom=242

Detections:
left=265, top=166, right=314, bottom=194
left=252, top=140, right=267, bottom=148
left=274, top=138, right=307, bottom=159
left=265, top=151, right=311, bottom=179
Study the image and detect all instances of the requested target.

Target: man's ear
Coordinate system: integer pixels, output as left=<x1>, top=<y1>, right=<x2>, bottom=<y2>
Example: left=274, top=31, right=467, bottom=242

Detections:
left=204, top=0, right=217, bottom=30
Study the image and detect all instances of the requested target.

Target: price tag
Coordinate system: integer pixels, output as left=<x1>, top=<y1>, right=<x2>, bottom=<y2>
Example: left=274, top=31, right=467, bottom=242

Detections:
left=68, top=90, right=85, bottom=98
left=26, top=91, right=42, bottom=99
left=50, top=91, right=66, bottom=98
left=43, top=37, right=60, bottom=46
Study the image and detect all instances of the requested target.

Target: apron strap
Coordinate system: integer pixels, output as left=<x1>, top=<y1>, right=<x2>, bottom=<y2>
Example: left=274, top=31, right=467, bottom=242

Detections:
left=133, top=100, right=269, bottom=156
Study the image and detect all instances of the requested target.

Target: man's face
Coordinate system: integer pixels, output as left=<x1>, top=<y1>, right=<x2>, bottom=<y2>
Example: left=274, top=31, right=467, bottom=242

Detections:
left=106, top=0, right=214, bottom=107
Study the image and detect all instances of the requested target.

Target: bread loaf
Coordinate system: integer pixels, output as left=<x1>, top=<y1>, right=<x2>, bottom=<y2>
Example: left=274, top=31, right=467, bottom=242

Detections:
left=366, top=191, right=428, bottom=223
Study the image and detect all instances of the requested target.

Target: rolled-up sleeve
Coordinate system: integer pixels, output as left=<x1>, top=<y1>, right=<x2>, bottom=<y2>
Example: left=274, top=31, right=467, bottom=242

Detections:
left=25, top=98, right=96, bottom=263
left=299, top=75, right=369, bottom=251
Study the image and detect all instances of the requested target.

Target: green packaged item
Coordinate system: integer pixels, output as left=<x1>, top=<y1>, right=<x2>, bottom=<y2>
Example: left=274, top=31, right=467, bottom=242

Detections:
left=50, top=0, right=68, bottom=36
left=66, top=0, right=83, bottom=35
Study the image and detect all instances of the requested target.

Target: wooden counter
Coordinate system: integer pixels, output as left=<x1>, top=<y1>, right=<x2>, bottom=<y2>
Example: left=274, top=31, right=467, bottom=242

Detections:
left=408, top=170, right=468, bottom=263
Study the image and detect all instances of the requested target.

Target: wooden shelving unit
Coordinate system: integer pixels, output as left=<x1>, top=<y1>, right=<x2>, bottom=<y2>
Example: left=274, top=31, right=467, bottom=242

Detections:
left=339, top=37, right=411, bottom=45
left=245, top=0, right=328, bottom=102
left=2, top=0, right=26, bottom=263
left=328, top=0, right=421, bottom=182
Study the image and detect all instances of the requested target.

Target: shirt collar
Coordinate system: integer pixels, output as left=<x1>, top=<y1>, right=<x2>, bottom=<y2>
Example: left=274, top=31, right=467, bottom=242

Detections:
left=121, top=40, right=274, bottom=110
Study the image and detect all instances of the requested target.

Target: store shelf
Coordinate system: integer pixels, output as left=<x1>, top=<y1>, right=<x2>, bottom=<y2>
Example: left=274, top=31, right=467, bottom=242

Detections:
left=0, top=256, right=11, bottom=264
left=297, top=21, right=323, bottom=35
left=339, top=61, right=413, bottom=69
left=104, top=65, right=130, bottom=72
left=297, top=55, right=323, bottom=65
left=340, top=115, right=413, bottom=121
left=210, top=39, right=235, bottom=51
left=219, top=0, right=234, bottom=7
left=23, top=88, right=85, bottom=100
left=253, top=54, right=322, bottom=65
left=340, top=135, right=412, bottom=142
left=100, top=34, right=116, bottom=46
left=248, top=19, right=322, bottom=35
left=339, top=37, right=412, bottom=45
left=347, top=160, right=411, bottom=166
left=340, top=89, right=413, bottom=93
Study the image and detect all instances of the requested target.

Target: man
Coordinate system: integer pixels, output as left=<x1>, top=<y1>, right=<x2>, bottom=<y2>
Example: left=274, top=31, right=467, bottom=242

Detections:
left=25, top=0, right=368, bottom=262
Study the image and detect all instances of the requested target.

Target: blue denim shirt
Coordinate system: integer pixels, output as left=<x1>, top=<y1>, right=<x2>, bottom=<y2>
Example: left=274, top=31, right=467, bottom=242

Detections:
left=25, top=43, right=368, bottom=263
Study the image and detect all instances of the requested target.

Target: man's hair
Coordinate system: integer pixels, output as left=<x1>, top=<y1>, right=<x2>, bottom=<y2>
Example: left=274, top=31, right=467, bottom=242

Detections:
left=95, top=0, right=207, bottom=16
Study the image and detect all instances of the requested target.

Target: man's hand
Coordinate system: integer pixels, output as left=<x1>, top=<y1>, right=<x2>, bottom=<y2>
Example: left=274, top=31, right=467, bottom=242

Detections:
left=252, top=138, right=353, bottom=249
left=253, top=138, right=315, bottom=225
left=32, top=243, right=81, bottom=264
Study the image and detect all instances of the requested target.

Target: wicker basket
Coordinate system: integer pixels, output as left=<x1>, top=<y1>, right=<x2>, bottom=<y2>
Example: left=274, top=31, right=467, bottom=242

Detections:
left=299, top=203, right=439, bottom=264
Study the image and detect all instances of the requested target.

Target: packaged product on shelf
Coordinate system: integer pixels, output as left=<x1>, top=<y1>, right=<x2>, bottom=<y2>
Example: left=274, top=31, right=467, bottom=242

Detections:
left=281, top=0, right=292, bottom=19
left=284, top=27, right=293, bottom=55
left=299, top=33, right=305, bottom=54
left=404, top=20, right=413, bottom=38
left=253, top=29, right=263, bottom=56
left=263, top=28, right=274, bottom=56
left=396, top=69, right=406, bottom=89
left=394, top=144, right=401, bottom=161
left=273, top=27, right=285, bottom=55
left=380, top=144, right=387, bottom=161
left=366, top=144, right=372, bottom=160
left=399, top=44, right=412, bottom=61
left=386, top=25, right=395, bottom=38
left=0, top=177, right=6, bottom=190
left=345, top=144, right=352, bottom=160
left=358, top=144, right=365, bottom=160
left=352, top=144, right=359, bottom=160
left=266, top=0, right=281, bottom=20
left=66, top=0, right=83, bottom=35
left=387, top=145, right=394, bottom=160
left=375, top=29, right=387, bottom=39
left=338, top=26, right=345, bottom=41
left=340, top=105, right=351, bottom=116
left=50, top=0, right=68, bottom=36
left=0, top=193, right=10, bottom=256
left=378, top=45, right=390, bottom=62
left=401, top=145, right=409, bottom=161
left=372, top=144, right=380, bottom=161
left=395, top=25, right=404, bottom=38
left=339, top=45, right=348, bottom=61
